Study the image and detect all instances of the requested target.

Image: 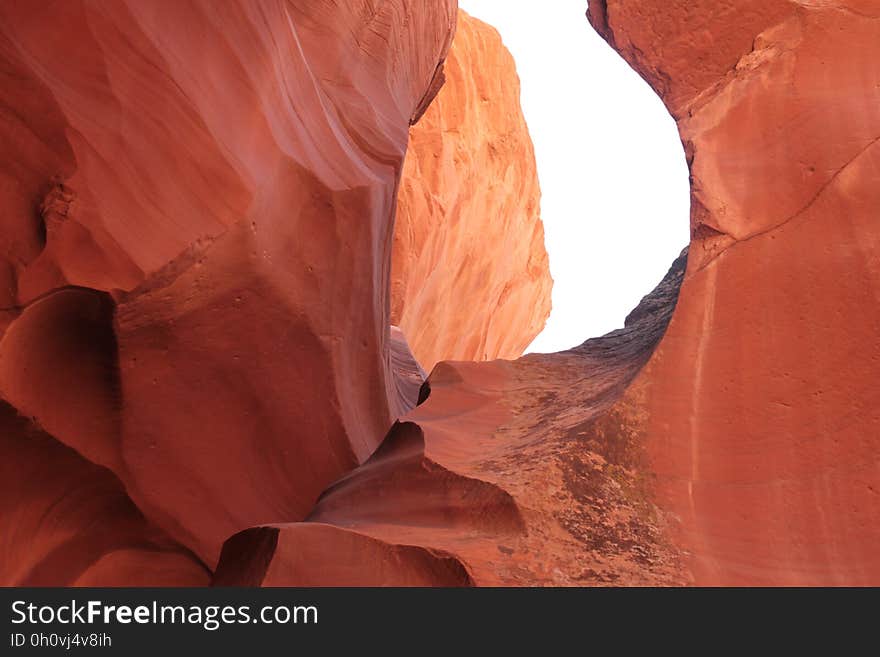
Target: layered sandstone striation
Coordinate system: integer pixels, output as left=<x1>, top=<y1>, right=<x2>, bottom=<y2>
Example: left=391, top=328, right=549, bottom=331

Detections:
left=393, top=11, right=552, bottom=371
left=0, top=0, right=458, bottom=581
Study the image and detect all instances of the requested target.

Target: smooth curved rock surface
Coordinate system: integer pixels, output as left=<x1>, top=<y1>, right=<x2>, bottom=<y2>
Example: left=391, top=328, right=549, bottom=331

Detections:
left=3, top=0, right=877, bottom=588
left=388, top=326, right=429, bottom=418
left=216, top=252, right=691, bottom=586
left=588, top=0, right=880, bottom=586
left=0, top=288, right=120, bottom=472
left=393, top=10, right=552, bottom=371
left=220, top=0, right=880, bottom=588
left=0, top=401, right=208, bottom=586
left=214, top=523, right=473, bottom=587
left=0, top=0, right=457, bottom=570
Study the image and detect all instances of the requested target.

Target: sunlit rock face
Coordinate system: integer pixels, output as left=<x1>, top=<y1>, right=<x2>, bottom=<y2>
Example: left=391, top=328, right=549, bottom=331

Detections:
left=393, top=10, right=553, bottom=372
left=0, top=0, right=457, bottom=579
left=588, top=0, right=880, bottom=585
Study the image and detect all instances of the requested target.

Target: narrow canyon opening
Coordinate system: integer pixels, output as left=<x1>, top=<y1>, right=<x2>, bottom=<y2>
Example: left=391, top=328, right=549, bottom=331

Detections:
left=458, top=0, right=691, bottom=354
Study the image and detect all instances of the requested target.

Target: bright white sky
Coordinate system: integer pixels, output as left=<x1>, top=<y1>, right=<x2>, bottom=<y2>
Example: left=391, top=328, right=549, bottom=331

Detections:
left=458, top=0, right=690, bottom=353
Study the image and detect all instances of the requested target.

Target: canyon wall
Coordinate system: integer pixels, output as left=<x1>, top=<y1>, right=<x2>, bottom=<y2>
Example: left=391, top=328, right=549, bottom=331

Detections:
left=0, top=0, right=458, bottom=582
left=219, top=0, right=880, bottom=586
left=393, top=11, right=553, bottom=371
left=0, top=2, right=554, bottom=585
left=3, top=0, right=877, bottom=587
left=217, top=251, right=691, bottom=586
left=588, top=0, right=880, bottom=585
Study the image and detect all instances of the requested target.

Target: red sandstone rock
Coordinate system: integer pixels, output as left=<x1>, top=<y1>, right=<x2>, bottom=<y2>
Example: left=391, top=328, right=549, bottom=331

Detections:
left=0, top=0, right=552, bottom=580
left=0, top=401, right=207, bottom=586
left=0, top=0, right=456, bottom=574
left=588, top=0, right=880, bottom=586
left=4, top=0, right=877, bottom=588
left=388, top=325, right=429, bottom=418
left=0, top=288, right=120, bottom=472
left=218, top=1, right=880, bottom=587
left=214, top=523, right=473, bottom=587
left=393, top=11, right=552, bottom=371
left=215, top=253, right=690, bottom=586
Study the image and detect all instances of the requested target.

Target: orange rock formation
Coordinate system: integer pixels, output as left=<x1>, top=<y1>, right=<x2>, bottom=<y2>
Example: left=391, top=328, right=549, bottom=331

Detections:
left=589, top=0, right=880, bottom=585
left=4, top=0, right=879, bottom=587
left=393, top=11, right=552, bottom=370
left=217, top=252, right=690, bottom=585
left=220, top=0, right=880, bottom=586
left=0, top=0, right=459, bottom=581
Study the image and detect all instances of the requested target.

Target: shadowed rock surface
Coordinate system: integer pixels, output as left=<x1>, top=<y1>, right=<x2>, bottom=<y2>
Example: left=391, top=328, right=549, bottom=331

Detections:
left=0, top=401, right=208, bottom=586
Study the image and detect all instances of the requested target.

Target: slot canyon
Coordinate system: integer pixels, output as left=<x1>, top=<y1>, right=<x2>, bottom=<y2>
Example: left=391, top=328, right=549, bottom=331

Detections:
left=1, top=0, right=878, bottom=587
